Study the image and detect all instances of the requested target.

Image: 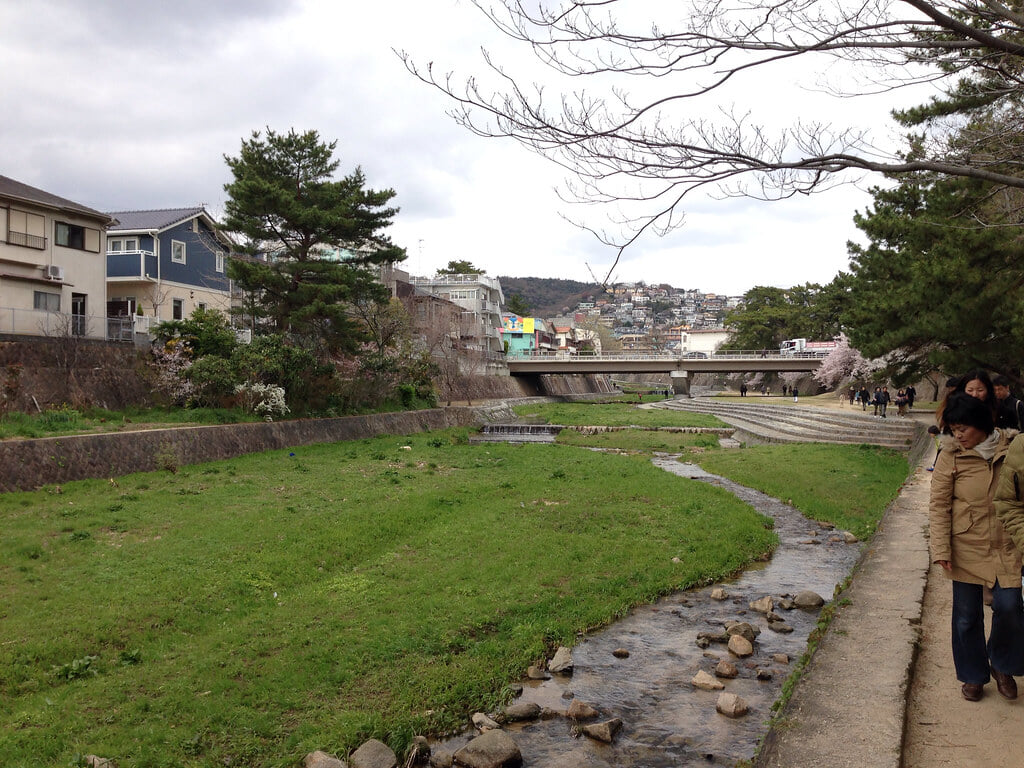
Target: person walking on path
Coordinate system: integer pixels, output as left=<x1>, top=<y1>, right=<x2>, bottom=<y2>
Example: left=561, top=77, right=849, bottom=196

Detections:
left=859, top=385, right=871, bottom=411
left=792, top=386, right=799, bottom=403
left=929, top=392, right=1024, bottom=702
left=993, top=374, right=1024, bottom=431
left=907, top=384, right=917, bottom=410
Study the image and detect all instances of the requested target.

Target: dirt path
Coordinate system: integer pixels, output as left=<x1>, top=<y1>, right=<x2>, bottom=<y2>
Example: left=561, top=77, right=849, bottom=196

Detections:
left=904, top=565, right=1023, bottom=767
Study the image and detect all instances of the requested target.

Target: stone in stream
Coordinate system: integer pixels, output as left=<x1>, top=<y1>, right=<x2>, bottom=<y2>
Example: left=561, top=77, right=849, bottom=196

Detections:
left=582, top=718, right=623, bottom=743
left=612, top=647, right=631, bottom=658
left=725, top=621, right=759, bottom=643
left=767, top=622, right=795, bottom=634
left=304, top=751, right=345, bottom=768
left=710, top=587, right=729, bottom=600
left=793, top=590, right=826, bottom=609
left=716, top=692, right=750, bottom=718
left=502, top=702, right=541, bottom=723
left=472, top=712, right=500, bottom=731
left=691, top=669, right=725, bottom=690
left=548, top=646, right=573, bottom=674
left=350, top=739, right=398, bottom=768
left=452, top=729, right=522, bottom=768
left=526, top=665, right=550, bottom=680
left=715, top=660, right=739, bottom=678
left=566, top=699, right=601, bottom=719
left=749, top=595, right=774, bottom=614
left=727, top=634, right=754, bottom=658
left=772, top=653, right=791, bottom=664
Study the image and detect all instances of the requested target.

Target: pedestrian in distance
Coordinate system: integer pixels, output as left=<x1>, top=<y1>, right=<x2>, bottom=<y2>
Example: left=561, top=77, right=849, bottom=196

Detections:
left=906, top=384, right=917, bottom=410
left=848, top=387, right=856, bottom=406
left=993, top=374, right=1024, bottom=431
left=859, top=385, right=871, bottom=412
left=879, top=386, right=891, bottom=418
left=929, top=392, right=1024, bottom=702
left=792, top=386, right=799, bottom=402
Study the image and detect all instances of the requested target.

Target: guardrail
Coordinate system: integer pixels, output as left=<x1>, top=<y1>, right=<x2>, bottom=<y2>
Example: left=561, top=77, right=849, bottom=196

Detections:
left=0, top=306, right=136, bottom=342
left=506, top=350, right=829, bottom=361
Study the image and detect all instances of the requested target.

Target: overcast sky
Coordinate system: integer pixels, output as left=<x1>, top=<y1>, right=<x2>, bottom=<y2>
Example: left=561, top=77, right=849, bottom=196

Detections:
left=1, top=0, right=927, bottom=295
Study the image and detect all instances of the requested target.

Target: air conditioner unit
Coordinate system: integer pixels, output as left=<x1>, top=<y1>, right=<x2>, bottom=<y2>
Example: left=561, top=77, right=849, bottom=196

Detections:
left=46, top=265, right=65, bottom=281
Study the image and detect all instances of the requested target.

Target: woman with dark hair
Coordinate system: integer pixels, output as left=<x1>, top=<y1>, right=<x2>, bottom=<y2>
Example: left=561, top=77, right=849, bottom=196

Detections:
left=930, top=392, right=1024, bottom=702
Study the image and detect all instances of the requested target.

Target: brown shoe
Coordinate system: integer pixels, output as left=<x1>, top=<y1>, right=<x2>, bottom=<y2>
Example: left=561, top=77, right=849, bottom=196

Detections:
left=992, top=668, right=1018, bottom=700
left=962, top=682, right=984, bottom=701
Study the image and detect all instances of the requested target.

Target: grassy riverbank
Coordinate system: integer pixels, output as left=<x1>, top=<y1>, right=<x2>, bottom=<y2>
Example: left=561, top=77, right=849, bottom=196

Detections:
left=1, top=428, right=776, bottom=768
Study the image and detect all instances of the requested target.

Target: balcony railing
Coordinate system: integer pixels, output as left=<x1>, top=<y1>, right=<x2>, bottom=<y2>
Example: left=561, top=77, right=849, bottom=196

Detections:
left=6, top=231, right=47, bottom=250
left=107, top=249, right=158, bottom=279
left=0, top=306, right=136, bottom=342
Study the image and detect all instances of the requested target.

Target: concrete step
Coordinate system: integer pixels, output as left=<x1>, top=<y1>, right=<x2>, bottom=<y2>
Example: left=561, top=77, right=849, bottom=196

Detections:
left=652, top=398, right=921, bottom=450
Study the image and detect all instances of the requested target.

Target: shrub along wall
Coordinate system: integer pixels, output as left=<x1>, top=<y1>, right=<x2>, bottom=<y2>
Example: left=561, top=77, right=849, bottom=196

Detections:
left=0, top=406, right=512, bottom=493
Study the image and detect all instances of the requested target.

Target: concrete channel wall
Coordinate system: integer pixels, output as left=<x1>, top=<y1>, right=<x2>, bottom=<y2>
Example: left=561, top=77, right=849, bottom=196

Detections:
left=0, top=405, right=515, bottom=494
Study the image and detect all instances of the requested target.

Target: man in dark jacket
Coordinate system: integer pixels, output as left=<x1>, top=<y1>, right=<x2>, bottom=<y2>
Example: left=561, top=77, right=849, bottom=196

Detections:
left=994, top=375, right=1024, bottom=431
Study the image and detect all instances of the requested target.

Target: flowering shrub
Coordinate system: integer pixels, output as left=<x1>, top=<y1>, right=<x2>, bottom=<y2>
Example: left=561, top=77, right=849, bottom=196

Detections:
left=151, top=342, right=197, bottom=406
left=235, top=382, right=290, bottom=420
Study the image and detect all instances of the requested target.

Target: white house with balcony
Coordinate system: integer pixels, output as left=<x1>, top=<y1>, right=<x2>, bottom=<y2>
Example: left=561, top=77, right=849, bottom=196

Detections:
left=0, top=174, right=115, bottom=340
left=408, top=272, right=505, bottom=362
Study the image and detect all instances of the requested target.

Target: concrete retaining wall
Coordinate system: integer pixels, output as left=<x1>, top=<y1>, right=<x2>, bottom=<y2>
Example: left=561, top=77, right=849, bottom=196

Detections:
left=0, top=406, right=506, bottom=493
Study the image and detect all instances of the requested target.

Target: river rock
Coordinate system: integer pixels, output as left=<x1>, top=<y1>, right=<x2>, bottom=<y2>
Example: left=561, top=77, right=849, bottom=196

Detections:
left=304, top=751, right=346, bottom=768
left=725, top=621, right=758, bottom=643
left=546, top=747, right=610, bottom=767
left=526, top=665, right=550, bottom=680
left=453, top=729, right=522, bottom=768
left=582, top=718, right=623, bottom=743
left=778, top=597, right=795, bottom=610
left=503, top=702, right=541, bottom=722
left=772, top=653, right=790, bottom=664
left=749, top=595, right=774, bottom=614
left=756, top=667, right=773, bottom=681
left=697, top=630, right=729, bottom=645
left=843, top=531, right=859, bottom=543
left=351, top=739, right=397, bottom=768
left=716, top=692, right=750, bottom=718
left=710, top=587, right=729, bottom=600
left=548, top=646, right=574, bottom=673
left=727, top=634, right=753, bottom=657
left=793, top=590, right=826, bottom=609
left=472, top=712, right=500, bottom=731
left=691, top=669, right=725, bottom=690
left=429, top=749, right=454, bottom=768
left=612, top=647, right=630, bottom=658
left=566, top=699, right=600, bottom=719
left=715, top=660, right=739, bottom=678
left=768, top=622, right=794, bottom=633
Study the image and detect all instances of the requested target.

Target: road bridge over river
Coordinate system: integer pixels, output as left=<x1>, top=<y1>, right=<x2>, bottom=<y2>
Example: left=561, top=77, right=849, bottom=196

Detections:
left=506, top=350, right=824, bottom=395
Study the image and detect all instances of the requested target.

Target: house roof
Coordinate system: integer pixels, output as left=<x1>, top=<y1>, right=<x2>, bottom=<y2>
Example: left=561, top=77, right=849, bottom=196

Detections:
left=106, top=207, right=235, bottom=248
left=0, top=174, right=114, bottom=225
left=105, top=207, right=207, bottom=232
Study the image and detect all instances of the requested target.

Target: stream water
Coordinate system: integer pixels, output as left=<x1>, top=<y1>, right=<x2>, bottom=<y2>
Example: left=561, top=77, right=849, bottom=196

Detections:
left=433, top=456, right=863, bottom=767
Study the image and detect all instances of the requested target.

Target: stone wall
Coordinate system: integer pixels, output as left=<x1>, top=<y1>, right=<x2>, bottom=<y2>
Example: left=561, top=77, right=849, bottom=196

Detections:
left=0, top=406, right=508, bottom=494
left=0, top=337, right=154, bottom=411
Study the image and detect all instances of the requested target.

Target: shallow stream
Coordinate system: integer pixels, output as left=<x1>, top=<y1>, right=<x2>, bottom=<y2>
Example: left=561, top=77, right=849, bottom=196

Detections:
left=433, top=457, right=863, bottom=766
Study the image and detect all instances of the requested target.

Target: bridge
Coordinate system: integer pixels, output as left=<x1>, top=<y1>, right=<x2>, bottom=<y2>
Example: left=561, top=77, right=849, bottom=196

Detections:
left=505, top=350, right=824, bottom=375
left=505, top=350, right=824, bottom=395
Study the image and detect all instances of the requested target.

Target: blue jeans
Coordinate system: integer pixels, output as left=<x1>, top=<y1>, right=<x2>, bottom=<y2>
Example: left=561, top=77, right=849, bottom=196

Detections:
left=951, top=580, right=1024, bottom=684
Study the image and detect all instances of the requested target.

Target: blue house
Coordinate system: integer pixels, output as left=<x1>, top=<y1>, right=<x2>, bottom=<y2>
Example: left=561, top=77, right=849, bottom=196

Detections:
left=105, top=207, right=234, bottom=327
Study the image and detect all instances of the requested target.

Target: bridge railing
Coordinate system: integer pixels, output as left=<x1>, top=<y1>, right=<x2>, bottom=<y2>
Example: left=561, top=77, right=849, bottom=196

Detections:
left=506, top=349, right=829, bottom=361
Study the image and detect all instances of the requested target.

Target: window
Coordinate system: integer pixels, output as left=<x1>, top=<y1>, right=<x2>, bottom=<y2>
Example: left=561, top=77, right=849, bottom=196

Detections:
left=172, top=298, right=184, bottom=320
left=197, top=302, right=208, bottom=311
left=215, top=251, right=225, bottom=273
left=55, top=221, right=100, bottom=252
left=171, top=240, right=186, bottom=264
left=33, top=291, right=60, bottom=312
left=8, top=209, right=46, bottom=249
left=108, top=237, right=139, bottom=252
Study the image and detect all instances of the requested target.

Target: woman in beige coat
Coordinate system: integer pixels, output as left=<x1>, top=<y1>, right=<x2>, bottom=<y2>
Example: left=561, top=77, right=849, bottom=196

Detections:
left=929, top=392, right=1024, bottom=701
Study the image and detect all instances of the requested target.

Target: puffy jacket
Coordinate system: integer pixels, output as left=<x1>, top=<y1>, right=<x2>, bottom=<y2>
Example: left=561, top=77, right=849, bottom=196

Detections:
left=993, top=433, right=1024, bottom=555
left=929, top=429, right=1022, bottom=587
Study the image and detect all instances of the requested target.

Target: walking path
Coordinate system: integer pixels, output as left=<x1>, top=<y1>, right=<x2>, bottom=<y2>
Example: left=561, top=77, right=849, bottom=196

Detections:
left=742, top=397, right=1023, bottom=767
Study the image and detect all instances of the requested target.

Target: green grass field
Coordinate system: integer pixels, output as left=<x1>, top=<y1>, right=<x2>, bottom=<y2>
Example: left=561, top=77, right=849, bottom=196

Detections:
left=1, top=428, right=778, bottom=768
